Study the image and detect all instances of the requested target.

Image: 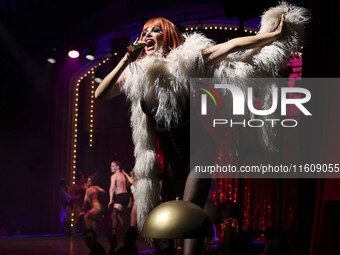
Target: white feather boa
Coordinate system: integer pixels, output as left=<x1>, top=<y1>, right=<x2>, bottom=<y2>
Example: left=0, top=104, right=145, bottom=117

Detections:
left=120, top=2, right=309, bottom=230
left=121, top=33, right=213, bottom=230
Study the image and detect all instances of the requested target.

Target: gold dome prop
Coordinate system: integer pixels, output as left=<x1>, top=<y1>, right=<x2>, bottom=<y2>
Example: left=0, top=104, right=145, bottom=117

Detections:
left=142, top=198, right=214, bottom=239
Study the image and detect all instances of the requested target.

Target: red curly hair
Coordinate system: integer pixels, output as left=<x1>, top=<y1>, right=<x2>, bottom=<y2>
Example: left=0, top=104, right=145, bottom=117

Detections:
left=140, top=17, right=184, bottom=57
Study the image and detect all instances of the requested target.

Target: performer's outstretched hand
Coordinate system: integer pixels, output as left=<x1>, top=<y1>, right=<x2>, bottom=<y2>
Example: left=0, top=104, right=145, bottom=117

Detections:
left=273, top=8, right=290, bottom=38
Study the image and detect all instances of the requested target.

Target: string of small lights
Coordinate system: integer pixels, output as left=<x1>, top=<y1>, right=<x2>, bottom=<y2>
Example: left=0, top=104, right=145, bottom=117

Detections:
left=69, top=75, right=83, bottom=231
left=88, top=57, right=110, bottom=147
left=184, top=25, right=257, bottom=34
left=89, top=69, right=95, bottom=147
left=71, top=78, right=82, bottom=186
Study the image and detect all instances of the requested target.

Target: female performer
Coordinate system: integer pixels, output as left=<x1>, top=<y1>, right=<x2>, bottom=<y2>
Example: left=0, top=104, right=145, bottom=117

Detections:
left=95, top=3, right=308, bottom=254
left=59, top=178, right=74, bottom=234
left=81, top=176, right=105, bottom=231
left=69, top=173, right=86, bottom=233
left=122, top=170, right=138, bottom=228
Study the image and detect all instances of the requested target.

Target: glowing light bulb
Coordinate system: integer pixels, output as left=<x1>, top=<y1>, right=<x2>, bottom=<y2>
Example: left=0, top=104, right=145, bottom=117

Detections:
left=68, top=50, right=80, bottom=59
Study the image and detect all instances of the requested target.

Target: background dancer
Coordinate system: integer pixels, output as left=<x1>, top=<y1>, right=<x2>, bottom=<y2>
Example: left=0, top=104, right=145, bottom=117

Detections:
left=81, top=176, right=105, bottom=231
left=69, top=173, right=87, bottom=234
left=59, top=178, right=74, bottom=235
left=108, top=160, right=130, bottom=234
left=122, top=170, right=137, bottom=228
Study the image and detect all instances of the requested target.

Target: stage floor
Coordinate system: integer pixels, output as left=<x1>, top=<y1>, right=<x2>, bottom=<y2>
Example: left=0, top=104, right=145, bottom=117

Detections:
left=0, top=234, right=154, bottom=255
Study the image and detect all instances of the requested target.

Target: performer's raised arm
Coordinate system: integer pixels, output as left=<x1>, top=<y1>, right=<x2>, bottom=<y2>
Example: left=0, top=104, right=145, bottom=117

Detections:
left=122, top=170, right=135, bottom=185
left=80, top=190, right=88, bottom=213
left=94, top=39, right=147, bottom=100
left=203, top=10, right=287, bottom=65
left=96, top=185, right=105, bottom=193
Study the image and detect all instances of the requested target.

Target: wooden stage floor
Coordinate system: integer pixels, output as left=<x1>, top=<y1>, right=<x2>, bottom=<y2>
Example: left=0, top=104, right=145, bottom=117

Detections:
left=0, top=234, right=154, bottom=255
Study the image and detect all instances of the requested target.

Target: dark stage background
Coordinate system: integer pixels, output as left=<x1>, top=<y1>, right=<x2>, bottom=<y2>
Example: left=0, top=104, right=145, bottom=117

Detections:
left=0, top=0, right=339, bottom=254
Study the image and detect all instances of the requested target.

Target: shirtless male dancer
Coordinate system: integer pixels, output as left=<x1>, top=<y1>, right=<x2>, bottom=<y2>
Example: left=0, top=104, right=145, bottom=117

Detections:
left=108, top=160, right=129, bottom=234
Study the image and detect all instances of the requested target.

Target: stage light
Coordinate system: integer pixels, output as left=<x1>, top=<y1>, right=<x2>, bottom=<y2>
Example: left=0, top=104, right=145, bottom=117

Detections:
left=68, top=50, right=80, bottom=59
left=94, top=66, right=104, bottom=84
left=86, top=43, right=97, bottom=61
left=94, top=77, right=102, bottom=83
left=47, top=58, right=56, bottom=64
left=47, top=48, right=57, bottom=64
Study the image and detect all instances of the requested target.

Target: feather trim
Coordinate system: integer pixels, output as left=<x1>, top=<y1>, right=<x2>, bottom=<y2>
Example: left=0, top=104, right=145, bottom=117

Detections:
left=214, top=2, right=309, bottom=150
left=214, top=2, right=309, bottom=80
